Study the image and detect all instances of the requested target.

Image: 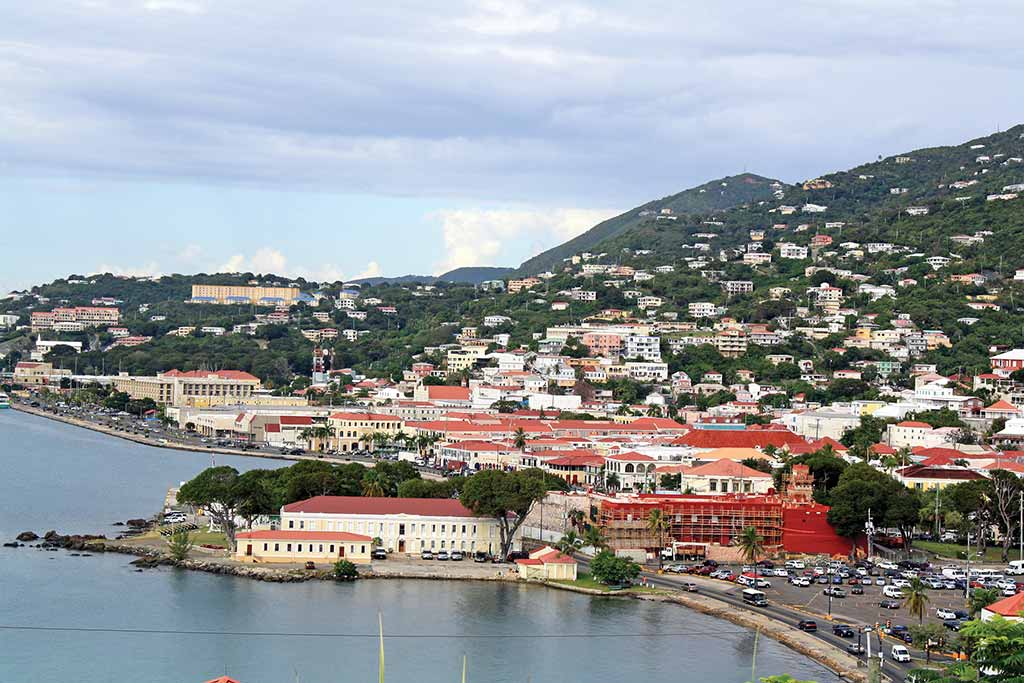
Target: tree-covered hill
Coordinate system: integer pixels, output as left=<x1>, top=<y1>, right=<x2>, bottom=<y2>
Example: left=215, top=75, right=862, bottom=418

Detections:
left=514, top=173, right=785, bottom=275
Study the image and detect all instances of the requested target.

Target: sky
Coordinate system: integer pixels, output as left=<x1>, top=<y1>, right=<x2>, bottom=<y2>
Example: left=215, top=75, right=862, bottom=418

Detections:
left=3, top=1, right=1024, bottom=292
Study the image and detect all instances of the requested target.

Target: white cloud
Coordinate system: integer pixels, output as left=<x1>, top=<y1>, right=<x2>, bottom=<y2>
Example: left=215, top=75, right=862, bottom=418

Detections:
left=214, top=248, right=384, bottom=283
left=92, top=261, right=162, bottom=278
left=432, top=207, right=616, bottom=274
left=141, top=0, right=205, bottom=14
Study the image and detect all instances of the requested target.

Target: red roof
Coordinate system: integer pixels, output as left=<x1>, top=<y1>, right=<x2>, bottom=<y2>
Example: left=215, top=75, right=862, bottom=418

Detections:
left=546, top=454, right=605, bottom=467
left=983, top=591, right=1024, bottom=617
left=985, top=400, right=1019, bottom=412
left=205, top=678, right=243, bottom=683
left=236, top=530, right=372, bottom=542
left=424, top=386, right=472, bottom=401
left=870, top=443, right=896, bottom=455
left=896, top=421, right=932, bottom=429
left=279, top=415, right=313, bottom=426
left=674, top=429, right=803, bottom=449
left=163, top=369, right=259, bottom=381
left=896, top=465, right=987, bottom=481
left=606, top=451, right=655, bottom=461
left=283, top=496, right=481, bottom=518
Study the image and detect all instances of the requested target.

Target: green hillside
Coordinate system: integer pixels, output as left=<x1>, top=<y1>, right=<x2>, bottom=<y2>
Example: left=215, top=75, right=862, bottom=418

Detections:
left=514, top=173, right=785, bottom=275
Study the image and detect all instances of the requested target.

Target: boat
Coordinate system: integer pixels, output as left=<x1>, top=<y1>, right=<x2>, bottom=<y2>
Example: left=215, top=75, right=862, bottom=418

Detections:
left=0, top=392, right=9, bottom=409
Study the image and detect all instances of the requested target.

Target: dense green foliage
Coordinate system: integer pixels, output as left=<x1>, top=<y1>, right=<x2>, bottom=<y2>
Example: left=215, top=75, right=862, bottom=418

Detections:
left=589, top=549, right=641, bottom=585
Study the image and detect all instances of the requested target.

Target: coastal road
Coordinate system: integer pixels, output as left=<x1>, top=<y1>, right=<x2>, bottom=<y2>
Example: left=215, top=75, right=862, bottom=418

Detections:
left=573, top=556, right=924, bottom=682
left=638, top=568, right=936, bottom=682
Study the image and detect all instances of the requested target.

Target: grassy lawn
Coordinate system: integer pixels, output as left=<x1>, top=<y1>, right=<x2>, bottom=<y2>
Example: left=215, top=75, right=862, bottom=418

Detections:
left=552, top=572, right=661, bottom=593
left=127, top=527, right=229, bottom=549
left=916, top=540, right=1011, bottom=564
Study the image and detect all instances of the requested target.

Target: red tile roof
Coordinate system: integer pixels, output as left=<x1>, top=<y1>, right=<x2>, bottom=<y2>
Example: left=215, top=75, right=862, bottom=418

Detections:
left=683, top=460, right=772, bottom=478
left=283, top=496, right=481, bottom=518
left=205, top=677, right=243, bottom=683
left=983, top=591, right=1024, bottom=617
left=606, top=451, right=655, bottom=461
left=328, top=412, right=401, bottom=422
left=163, top=369, right=259, bottom=381
left=674, top=429, right=803, bottom=449
left=424, top=386, right=471, bottom=401
left=896, top=465, right=988, bottom=481
left=896, top=421, right=932, bottom=429
left=279, top=415, right=313, bottom=426
left=236, top=530, right=372, bottom=542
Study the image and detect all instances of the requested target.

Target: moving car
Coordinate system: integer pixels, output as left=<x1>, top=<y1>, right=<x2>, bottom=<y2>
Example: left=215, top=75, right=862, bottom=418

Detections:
left=846, top=643, right=865, bottom=655
left=832, top=624, right=855, bottom=637
left=681, top=582, right=698, bottom=592
left=891, top=645, right=912, bottom=663
left=796, top=620, right=817, bottom=632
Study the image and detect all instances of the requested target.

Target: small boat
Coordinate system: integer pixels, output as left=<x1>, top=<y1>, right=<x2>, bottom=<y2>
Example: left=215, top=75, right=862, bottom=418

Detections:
left=0, top=392, right=10, bottom=409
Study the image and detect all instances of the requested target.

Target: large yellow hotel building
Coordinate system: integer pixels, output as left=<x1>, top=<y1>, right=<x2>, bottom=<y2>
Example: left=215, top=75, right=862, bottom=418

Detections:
left=189, top=284, right=304, bottom=306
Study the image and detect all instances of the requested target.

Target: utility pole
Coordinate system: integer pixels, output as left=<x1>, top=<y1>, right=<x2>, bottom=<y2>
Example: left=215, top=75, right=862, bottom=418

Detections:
left=1019, top=490, right=1023, bottom=563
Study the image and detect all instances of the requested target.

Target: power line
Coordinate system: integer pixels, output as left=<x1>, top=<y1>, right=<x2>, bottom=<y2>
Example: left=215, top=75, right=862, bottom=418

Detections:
left=0, top=625, right=753, bottom=639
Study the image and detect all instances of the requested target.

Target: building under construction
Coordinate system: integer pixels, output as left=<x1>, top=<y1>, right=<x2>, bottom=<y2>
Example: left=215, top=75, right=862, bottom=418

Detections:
left=592, top=466, right=858, bottom=558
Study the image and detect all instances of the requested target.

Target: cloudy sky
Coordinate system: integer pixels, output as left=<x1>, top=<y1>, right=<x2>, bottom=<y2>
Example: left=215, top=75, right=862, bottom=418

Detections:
left=3, top=1, right=1023, bottom=291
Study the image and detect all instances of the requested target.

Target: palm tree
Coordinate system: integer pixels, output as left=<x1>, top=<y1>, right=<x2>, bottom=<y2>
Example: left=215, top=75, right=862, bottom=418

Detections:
left=298, top=426, right=315, bottom=449
left=567, top=509, right=585, bottom=531
left=556, top=530, right=582, bottom=557
left=512, top=427, right=527, bottom=451
left=735, top=526, right=764, bottom=578
left=362, top=472, right=386, bottom=497
left=905, top=577, right=930, bottom=624
left=606, top=472, right=620, bottom=493
left=647, top=508, right=670, bottom=568
left=583, top=525, right=606, bottom=552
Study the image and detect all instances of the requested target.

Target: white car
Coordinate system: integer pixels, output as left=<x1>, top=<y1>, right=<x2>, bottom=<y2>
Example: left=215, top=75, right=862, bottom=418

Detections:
left=891, top=578, right=911, bottom=589
left=891, top=645, right=911, bottom=663
left=996, top=579, right=1016, bottom=590
left=883, top=585, right=905, bottom=599
left=796, top=577, right=811, bottom=587
left=773, top=568, right=788, bottom=577
left=785, top=560, right=806, bottom=570
left=1003, top=587, right=1018, bottom=597
left=936, top=608, right=957, bottom=620
left=877, top=560, right=898, bottom=570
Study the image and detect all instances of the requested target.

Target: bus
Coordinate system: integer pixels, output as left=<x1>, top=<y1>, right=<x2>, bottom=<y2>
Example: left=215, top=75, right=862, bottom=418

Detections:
left=742, top=588, right=768, bottom=607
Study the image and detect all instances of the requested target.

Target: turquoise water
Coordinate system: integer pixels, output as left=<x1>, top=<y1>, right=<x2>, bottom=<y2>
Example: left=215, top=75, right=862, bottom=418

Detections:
left=0, top=411, right=836, bottom=682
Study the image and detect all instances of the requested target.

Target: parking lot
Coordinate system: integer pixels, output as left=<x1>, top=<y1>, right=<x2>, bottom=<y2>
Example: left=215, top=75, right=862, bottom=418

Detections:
left=662, top=558, right=1019, bottom=637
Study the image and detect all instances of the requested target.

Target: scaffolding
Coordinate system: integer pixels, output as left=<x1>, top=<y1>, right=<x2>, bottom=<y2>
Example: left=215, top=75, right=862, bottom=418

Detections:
left=596, top=495, right=784, bottom=552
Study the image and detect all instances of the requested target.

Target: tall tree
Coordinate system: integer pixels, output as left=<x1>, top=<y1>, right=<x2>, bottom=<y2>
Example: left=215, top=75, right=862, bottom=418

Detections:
left=988, top=469, right=1023, bottom=563
left=460, top=469, right=547, bottom=559
left=647, top=508, right=670, bottom=567
left=904, top=577, right=930, bottom=624
left=177, top=466, right=242, bottom=551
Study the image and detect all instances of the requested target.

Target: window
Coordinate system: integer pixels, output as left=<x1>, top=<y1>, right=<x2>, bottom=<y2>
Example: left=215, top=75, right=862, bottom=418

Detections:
left=432, top=524, right=436, bottom=533
left=441, top=524, right=446, bottom=533
left=329, top=545, right=335, bottom=553
left=287, top=543, right=292, bottom=552
left=263, top=543, right=268, bottom=551
left=472, top=525, right=477, bottom=535
left=299, top=520, right=304, bottom=529
left=274, top=543, right=279, bottom=551
left=441, top=540, right=446, bottom=549
left=399, top=524, right=405, bottom=535
left=721, top=481, right=729, bottom=493
left=319, top=544, right=324, bottom=552
left=461, top=525, right=466, bottom=535
left=709, top=481, right=717, bottom=492
left=360, top=545, right=366, bottom=554
left=297, top=544, right=303, bottom=552
left=288, top=520, right=295, bottom=529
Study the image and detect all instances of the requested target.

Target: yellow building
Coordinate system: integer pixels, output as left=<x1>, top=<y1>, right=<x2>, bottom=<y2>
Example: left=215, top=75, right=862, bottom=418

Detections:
left=446, top=346, right=488, bottom=375
left=189, top=284, right=303, bottom=306
left=327, top=412, right=404, bottom=452
left=514, top=546, right=578, bottom=580
left=234, top=530, right=373, bottom=564
left=280, top=496, right=512, bottom=556
left=111, top=369, right=262, bottom=407
left=13, top=361, right=71, bottom=386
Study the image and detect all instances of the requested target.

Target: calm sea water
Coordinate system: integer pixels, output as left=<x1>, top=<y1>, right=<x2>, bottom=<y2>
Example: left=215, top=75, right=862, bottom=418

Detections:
left=0, top=410, right=837, bottom=683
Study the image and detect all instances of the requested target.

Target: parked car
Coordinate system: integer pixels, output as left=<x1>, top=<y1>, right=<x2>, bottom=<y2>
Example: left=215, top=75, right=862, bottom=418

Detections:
left=436, top=551, right=450, bottom=561
left=936, top=608, right=957, bottom=620
left=832, top=624, right=855, bottom=637
left=796, top=620, right=817, bottom=632
left=824, top=587, right=846, bottom=598
left=372, top=549, right=388, bottom=560
left=473, top=551, right=489, bottom=563
left=943, top=619, right=964, bottom=631
left=879, top=599, right=901, bottom=609
left=421, top=550, right=434, bottom=560
left=450, top=551, right=464, bottom=561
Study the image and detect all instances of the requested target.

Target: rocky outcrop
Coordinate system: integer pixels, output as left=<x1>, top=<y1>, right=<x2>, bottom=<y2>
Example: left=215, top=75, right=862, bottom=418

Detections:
left=16, top=531, right=39, bottom=542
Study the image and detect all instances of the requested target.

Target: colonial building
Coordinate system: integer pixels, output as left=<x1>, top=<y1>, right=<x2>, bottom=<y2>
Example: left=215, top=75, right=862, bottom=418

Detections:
left=234, top=530, right=373, bottom=564
left=278, top=496, right=513, bottom=556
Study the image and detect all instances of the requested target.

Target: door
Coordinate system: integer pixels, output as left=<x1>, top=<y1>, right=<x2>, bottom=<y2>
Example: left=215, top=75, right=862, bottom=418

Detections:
left=339, top=546, right=345, bottom=557
left=245, top=544, right=252, bottom=556
left=398, top=540, right=405, bottom=553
